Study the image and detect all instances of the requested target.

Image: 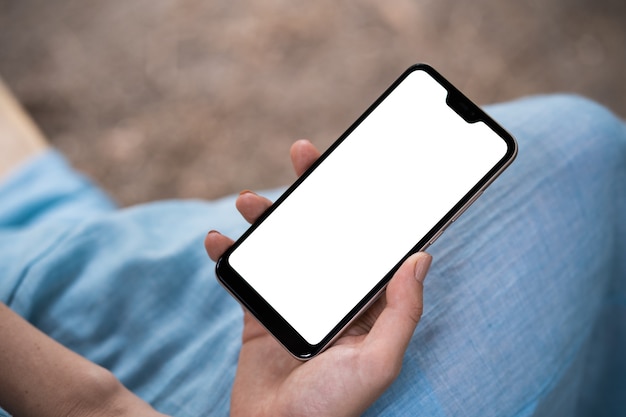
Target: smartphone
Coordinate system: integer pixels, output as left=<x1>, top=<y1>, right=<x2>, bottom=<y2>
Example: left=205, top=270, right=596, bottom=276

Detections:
left=216, top=64, right=517, bottom=359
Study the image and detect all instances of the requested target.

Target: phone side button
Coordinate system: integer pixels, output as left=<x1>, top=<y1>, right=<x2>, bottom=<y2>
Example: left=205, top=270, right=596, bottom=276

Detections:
left=429, top=229, right=445, bottom=246
left=452, top=191, right=483, bottom=223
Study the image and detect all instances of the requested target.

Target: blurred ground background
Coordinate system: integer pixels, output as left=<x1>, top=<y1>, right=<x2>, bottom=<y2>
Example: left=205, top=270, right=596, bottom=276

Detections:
left=0, top=0, right=625, bottom=206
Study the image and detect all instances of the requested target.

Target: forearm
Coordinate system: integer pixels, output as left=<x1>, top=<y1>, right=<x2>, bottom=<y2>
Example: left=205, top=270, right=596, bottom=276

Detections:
left=0, top=303, right=167, bottom=417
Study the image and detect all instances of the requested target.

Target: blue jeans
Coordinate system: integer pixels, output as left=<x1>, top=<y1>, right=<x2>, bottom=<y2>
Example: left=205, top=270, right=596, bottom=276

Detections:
left=0, top=95, right=624, bottom=416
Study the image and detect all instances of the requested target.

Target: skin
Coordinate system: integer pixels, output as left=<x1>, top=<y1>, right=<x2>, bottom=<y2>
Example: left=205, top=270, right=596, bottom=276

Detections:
left=205, top=139, right=432, bottom=417
left=0, top=304, right=167, bottom=417
left=0, top=77, right=431, bottom=415
left=0, top=77, right=47, bottom=177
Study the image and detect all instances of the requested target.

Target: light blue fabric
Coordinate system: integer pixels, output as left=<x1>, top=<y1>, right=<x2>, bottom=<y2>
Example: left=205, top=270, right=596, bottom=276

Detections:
left=0, top=95, right=624, bottom=416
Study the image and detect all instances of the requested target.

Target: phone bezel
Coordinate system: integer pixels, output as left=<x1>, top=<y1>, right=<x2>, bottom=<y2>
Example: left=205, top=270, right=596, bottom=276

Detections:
left=215, top=63, right=518, bottom=359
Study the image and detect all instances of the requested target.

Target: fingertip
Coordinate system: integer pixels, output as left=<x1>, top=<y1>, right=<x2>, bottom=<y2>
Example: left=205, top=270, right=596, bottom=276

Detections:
left=289, top=139, right=307, bottom=159
left=235, top=190, right=257, bottom=212
left=383, top=252, right=431, bottom=327
left=290, top=139, right=321, bottom=177
left=289, top=139, right=312, bottom=160
left=386, top=252, right=431, bottom=294
left=205, top=230, right=234, bottom=261
left=236, top=191, right=273, bottom=224
left=204, top=229, right=220, bottom=245
left=412, top=252, right=432, bottom=284
left=290, top=138, right=312, bottom=150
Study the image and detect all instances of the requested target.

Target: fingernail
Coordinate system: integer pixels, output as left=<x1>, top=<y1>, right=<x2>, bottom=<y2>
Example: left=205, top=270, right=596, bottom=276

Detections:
left=239, top=189, right=256, bottom=196
left=413, top=253, right=432, bottom=283
left=207, top=230, right=221, bottom=236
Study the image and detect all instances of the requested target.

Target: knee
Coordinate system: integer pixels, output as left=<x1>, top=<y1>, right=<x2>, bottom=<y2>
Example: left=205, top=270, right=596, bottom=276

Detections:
left=549, top=94, right=624, bottom=137
left=549, top=94, right=626, bottom=171
left=492, top=94, right=626, bottom=172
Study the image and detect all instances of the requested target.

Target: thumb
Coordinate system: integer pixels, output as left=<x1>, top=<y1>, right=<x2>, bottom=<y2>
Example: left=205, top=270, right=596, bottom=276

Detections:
left=365, top=252, right=432, bottom=364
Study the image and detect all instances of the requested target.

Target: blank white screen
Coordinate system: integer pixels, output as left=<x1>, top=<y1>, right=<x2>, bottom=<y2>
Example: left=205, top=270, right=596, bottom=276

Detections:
left=229, top=70, right=507, bottom=344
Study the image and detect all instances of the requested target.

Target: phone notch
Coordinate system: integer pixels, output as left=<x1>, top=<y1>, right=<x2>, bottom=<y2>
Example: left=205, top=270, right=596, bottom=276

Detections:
left=446, top=91, right=482, bottom=123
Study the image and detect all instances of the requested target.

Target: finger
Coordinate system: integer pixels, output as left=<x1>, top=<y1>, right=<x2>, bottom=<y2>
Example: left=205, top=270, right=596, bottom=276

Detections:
left=236, top=190, right=273, bottom=224
left=290, top=139, right=321, bottom=177
left=205, top=230, right=235, bottom=262
left=240, top=310, right=272, bottom=341
left=364, top=252, right=432, bottom=371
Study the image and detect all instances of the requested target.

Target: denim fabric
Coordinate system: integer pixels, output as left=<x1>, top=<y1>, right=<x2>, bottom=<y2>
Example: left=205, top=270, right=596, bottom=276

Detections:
left=0, top=95, right=624, bottom=416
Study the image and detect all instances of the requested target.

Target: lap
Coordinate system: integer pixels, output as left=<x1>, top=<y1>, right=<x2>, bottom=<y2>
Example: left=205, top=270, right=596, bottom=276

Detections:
left=368, top=95, right=626, bottom=416
left=1, top=95, right=624, bottom=416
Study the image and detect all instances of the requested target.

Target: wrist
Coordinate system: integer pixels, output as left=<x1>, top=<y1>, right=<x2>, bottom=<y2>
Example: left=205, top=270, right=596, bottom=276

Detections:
left=62, top=364, right=127, bottom=417
left=0, top=304, right=167, bottom=417
left=62, top=364, right=168, bottom=417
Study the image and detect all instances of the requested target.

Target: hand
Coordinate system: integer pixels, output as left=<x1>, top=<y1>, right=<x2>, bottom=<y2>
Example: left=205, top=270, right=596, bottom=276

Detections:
left=205, top=139, right=432, bottom=417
